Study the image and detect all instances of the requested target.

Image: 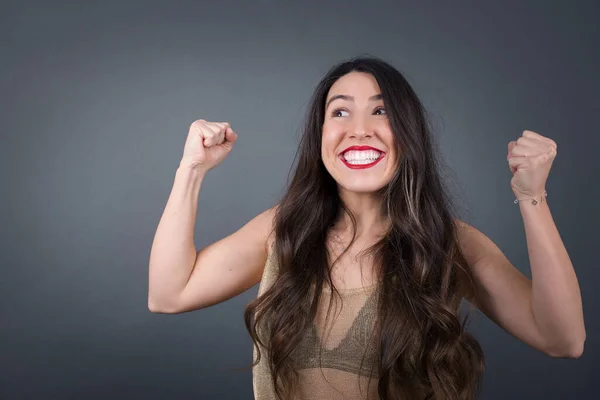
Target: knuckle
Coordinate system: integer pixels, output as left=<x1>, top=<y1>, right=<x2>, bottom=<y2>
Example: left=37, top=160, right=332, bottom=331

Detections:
left=208, top=122, right=222, bottom=132
left=190, top=119, right=206, bottom=131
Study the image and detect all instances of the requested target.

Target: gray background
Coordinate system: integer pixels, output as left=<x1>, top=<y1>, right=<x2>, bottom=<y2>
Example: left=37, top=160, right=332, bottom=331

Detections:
left=1, top=0, right=597, bottom=399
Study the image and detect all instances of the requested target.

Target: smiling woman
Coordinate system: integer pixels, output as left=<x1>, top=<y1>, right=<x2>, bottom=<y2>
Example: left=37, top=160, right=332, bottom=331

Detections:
left=149, top=55, right=584, bottom=400
left=321, top=72, right=398, bottom=193
left=242, top=57, right=486, bottom=400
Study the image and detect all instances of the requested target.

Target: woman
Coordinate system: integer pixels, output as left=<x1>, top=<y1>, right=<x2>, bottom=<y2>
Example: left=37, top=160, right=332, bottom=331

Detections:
left=148, top=57, right=585, bottom=400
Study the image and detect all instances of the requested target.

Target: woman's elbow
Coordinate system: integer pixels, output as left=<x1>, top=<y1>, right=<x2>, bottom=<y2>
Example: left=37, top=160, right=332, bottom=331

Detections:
left=547, top=337, right=585, bottom=359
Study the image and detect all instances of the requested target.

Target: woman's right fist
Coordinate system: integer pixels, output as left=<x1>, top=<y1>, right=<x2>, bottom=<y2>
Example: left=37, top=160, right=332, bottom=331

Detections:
left=180, top=119, right=238, bottom=172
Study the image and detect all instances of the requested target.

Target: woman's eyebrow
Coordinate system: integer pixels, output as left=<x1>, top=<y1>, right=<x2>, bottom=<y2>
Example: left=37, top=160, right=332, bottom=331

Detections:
left=325, top=94, right=383, bottom=110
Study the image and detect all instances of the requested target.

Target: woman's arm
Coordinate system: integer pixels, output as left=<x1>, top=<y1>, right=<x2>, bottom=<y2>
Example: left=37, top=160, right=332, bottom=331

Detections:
left=148, top=161, right=205, bottom=312
left=148, top=160, right=276, bottom=313
left=518, top=197, right=585, bottom=355
left=455, top=205, right=585, bottom=358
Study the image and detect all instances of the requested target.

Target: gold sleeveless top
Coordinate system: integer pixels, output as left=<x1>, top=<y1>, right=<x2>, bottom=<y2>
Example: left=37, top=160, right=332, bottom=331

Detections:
left=252, top=247, right=381, bottom=400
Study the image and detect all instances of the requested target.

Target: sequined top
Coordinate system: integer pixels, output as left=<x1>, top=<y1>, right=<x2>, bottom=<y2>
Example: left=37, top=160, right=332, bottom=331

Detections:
left=252, top=247, right=381, bottom=400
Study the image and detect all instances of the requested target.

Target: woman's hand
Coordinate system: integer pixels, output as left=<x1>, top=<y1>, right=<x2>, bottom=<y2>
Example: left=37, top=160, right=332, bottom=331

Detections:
left=180, top=119, right=238, bottom=172
left=507, top=130, right=557, bottom=198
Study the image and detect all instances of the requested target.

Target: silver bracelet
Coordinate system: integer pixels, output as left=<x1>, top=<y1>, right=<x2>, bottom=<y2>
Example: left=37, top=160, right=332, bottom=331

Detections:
left=514, top=190, right=547, bottom=205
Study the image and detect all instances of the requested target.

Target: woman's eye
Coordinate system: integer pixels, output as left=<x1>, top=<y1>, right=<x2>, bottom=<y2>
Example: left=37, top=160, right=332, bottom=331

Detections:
left=332, top=109, right=349, bottom=118
left=331, top=108, right=385, bottom=117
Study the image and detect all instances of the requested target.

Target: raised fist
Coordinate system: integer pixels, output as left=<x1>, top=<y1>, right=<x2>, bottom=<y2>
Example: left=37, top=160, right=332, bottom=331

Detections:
left=180, top=119, right=238, bottom=172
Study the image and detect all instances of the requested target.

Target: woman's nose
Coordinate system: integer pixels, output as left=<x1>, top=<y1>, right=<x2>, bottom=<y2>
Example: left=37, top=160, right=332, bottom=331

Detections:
left=350, top=118, right=373, bottom=139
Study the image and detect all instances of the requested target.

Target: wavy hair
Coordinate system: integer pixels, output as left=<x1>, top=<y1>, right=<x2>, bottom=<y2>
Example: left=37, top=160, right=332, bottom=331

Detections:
left=243, top=56, right=485, bottom=399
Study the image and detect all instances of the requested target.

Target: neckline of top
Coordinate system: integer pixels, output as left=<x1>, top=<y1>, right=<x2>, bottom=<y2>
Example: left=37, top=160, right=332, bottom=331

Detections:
left=321, top=281, right=378, bottom=294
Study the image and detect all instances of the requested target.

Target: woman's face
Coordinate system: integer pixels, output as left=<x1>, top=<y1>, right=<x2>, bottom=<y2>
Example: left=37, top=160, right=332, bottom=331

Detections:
left=321, top=71, right=398, bottom=194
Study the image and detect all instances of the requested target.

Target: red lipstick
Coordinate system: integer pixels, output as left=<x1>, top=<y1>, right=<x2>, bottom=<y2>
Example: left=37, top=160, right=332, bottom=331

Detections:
left=339, top=145, right=385, bottom=170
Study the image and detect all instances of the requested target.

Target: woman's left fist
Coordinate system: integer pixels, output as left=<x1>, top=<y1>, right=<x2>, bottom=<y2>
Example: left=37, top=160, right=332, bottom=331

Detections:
left=507, top=130, right=557, bottom=197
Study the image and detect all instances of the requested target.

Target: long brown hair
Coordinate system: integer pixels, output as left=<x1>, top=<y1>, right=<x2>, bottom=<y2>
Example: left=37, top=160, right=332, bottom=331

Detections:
left=243, top=56, right=485, bottom=399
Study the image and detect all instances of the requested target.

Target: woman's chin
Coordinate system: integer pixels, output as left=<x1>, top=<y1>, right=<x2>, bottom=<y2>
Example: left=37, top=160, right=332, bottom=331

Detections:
left=337, top=180, right=389, bottom=195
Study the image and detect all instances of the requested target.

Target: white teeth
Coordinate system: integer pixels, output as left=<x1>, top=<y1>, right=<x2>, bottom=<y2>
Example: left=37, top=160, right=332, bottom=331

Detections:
left=343, top=150, right=382, bottom=164
left=346, top=158, right=378, bottom=165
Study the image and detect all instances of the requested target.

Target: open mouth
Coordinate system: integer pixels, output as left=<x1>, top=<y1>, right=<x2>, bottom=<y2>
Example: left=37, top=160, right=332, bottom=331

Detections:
left=339, top=149, right=385, bottom=169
